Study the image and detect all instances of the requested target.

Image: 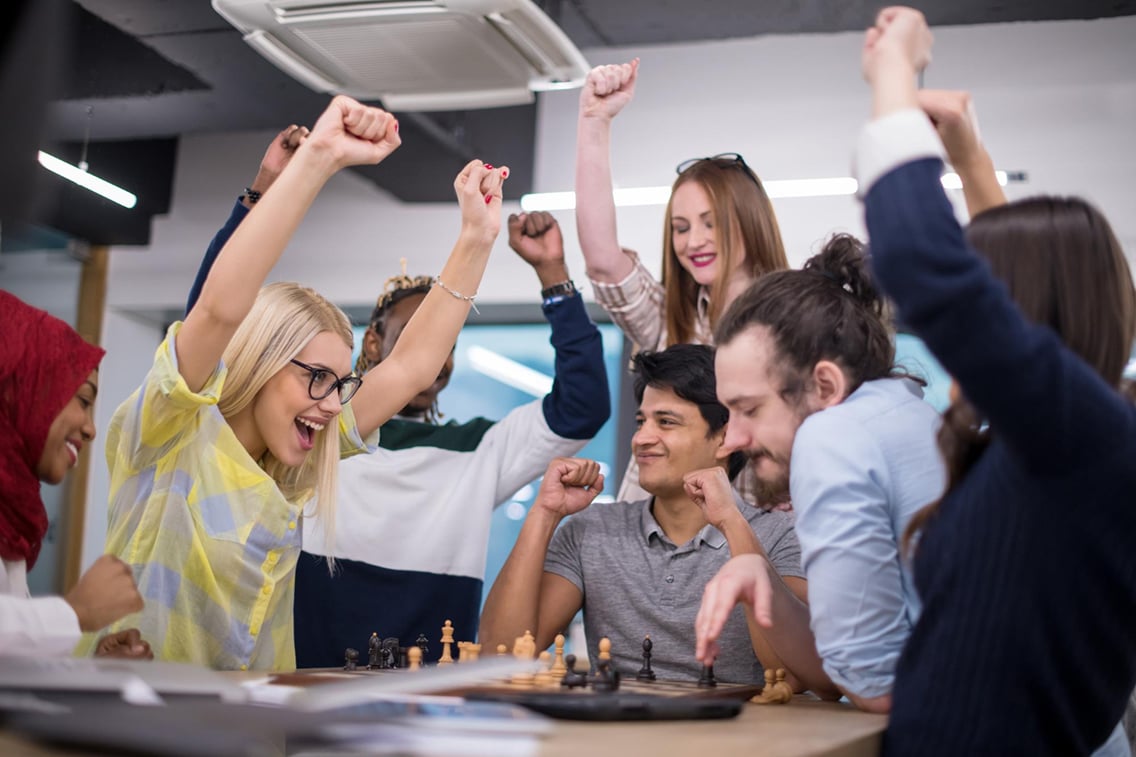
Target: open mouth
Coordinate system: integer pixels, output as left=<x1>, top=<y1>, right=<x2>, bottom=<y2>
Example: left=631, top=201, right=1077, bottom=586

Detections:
left=65, top=441, right=80, bottom=467
left=688, top=253, right=717, bottom=268
left=295, top=417, right=325, bottom=451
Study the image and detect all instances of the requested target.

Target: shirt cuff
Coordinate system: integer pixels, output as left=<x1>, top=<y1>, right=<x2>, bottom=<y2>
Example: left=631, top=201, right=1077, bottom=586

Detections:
left=854, top=109, right=945, bottom=199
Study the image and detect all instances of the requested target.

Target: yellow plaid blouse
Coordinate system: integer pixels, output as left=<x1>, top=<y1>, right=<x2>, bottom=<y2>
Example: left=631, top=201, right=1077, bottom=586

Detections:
left=77, top=323, right=373, bottom=671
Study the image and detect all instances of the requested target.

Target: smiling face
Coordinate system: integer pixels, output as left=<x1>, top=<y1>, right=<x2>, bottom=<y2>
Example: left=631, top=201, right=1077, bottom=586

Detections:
left=36, top=370, right=98, bottom=485
left=670, top=180, right=746, bottom=289
left=364, top=292, right=454, bottom=416
left=715, top=328, right=813, bottom=504
left=249, top=330, right=353, bottom=468
left=632, top=384, right=727, bottom=498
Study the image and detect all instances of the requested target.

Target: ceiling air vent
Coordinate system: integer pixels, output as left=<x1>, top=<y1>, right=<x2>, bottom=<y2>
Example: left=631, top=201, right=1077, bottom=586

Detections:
left=212, top=0, right=589, bottom=110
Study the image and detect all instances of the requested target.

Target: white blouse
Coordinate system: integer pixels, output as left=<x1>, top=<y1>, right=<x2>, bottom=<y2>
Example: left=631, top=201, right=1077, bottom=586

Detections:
left=0, top=557, right=81, bottom=657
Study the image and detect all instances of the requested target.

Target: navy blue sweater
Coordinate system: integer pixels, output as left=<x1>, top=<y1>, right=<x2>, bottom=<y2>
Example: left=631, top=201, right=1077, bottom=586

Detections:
left=866, top=158, right=1136, bottom=755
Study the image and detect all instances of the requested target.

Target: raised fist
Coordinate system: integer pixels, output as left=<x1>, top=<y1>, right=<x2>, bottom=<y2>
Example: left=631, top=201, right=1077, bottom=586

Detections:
left=579, top=59, right=639, bottom=121
left=534, top=457, right=605, bottom=519
left=454, top=159, right=509, bottom=244
left=507, top=212, right=565, bottom=269
left=64, top=554, right=144, bottom=632
left=307, top=95, right=401, bottom=170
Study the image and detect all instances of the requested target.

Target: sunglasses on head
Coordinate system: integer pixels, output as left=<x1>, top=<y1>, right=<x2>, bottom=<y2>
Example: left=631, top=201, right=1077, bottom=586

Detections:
left=675, top=153, right=762, bottom=189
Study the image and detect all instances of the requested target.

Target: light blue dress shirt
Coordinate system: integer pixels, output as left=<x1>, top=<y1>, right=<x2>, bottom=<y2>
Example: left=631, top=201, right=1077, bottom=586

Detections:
left=790, top=377, right=945, bottom=699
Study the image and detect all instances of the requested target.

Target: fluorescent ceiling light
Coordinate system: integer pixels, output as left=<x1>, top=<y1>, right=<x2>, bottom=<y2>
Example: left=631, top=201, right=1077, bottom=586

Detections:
left=466, top=345, right=553, bottom=398
left=521, top=172, right=1012, bottom=212
left=37, top=151, right=137, bottom=209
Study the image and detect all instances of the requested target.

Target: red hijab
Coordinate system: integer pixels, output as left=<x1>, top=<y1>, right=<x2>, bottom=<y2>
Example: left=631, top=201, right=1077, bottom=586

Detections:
left=0, top=290, right=104, bottom=568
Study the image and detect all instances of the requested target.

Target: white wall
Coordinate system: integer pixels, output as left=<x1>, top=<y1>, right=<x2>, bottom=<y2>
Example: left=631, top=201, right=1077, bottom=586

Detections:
left=78, top=16, right=1136, bottom=568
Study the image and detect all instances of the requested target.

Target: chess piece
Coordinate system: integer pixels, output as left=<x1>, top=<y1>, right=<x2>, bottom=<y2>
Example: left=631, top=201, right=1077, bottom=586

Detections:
left=407, top=646, right=423, bottom=671
left=697, top=663, right=718, bottom=688
left=550, top=634, right=567, bottom=680
left=439, top=620, right=455, bottom=665
left=368, top=632, right=381, bottom=669
left=511, top=631, right=537, bottom=683
left=535, top=651, right=558, bottom=688
left=463, top=642, right=482, bottom=662
left=591, top=659, right=621, bottom=693
left=771, top=668, right=794, bottom=701
left=343, top=648, right=359, bottom=671
left=597, top=636, right=612, bottom=661
left=751, top=668, right=792, bottom=705
left=416, top=633, right=429, bottom=662
left=636, top=635, right=656, bottom=682
left=560, top=653, right=589, bottom=689
left=380, top=637, right=400, bottom=669
left=496, top=644, right=508, bottom=657
left=456, top=640, right=467, bottom=662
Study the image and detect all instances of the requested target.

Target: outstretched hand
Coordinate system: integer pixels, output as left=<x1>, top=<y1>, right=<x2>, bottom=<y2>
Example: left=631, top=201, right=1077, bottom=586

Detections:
left=455, top=160, right=510, bottom=244
left=507, top=211, right=566, bottom=272
left=533, top=457, right=605, bottom=519
left=579, top=59, right=639, bottom=121
left=861, top=7, right=932, bottom=85
left=306, top=95, right=401, bottom=171
left=695, top=554, right=774, bottom=665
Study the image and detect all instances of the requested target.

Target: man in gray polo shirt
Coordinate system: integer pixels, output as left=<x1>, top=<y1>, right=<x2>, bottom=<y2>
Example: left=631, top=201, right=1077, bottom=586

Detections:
left=480, top=345, right=804, bottom=684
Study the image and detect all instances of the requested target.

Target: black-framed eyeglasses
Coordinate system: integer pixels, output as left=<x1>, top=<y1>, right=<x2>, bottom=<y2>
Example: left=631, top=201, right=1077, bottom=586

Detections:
left=675, top=152, right=761, bottom=189
left=290, top=359, right=362, bottom=404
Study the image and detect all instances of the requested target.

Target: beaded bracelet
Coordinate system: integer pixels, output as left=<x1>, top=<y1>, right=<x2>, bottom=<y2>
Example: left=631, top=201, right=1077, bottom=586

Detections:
left=433, top=277, right=479, bottom=315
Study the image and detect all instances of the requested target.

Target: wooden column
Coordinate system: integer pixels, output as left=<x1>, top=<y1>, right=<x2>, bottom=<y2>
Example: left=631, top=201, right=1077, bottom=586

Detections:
left=61, top=245, right=108, bottom=592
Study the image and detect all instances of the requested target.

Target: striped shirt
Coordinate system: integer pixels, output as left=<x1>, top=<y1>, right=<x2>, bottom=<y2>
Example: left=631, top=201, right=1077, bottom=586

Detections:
left=77, top=322, right=372, bottom=671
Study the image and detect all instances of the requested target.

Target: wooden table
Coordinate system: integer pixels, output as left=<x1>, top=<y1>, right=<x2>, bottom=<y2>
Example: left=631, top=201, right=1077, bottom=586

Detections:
left=540, top=697, right=884, bottom=757
left=0, top=695, right=884, bottom=757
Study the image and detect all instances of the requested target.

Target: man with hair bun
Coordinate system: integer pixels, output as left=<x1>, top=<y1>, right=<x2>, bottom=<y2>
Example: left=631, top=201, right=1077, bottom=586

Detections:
left=693, top=234, right=946, bottom=712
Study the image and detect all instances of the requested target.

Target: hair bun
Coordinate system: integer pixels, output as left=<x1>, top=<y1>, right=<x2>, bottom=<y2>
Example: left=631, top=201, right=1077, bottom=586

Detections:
left=804, top=234, right=882, bottom=314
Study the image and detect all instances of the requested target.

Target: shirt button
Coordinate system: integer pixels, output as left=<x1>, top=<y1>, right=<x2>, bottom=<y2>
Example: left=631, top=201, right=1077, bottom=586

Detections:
left=665, top=575, right=674, bottom=583
left=288, top=520, right=297, bottom=530
left=240, top=664, right=248, bottom=671
left=250, top=626, right=260, bottom=637
left=262, top=585, right=271, bottom=595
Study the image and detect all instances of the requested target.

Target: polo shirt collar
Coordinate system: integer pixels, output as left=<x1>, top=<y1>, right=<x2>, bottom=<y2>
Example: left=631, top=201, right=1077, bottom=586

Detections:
left=639, top=496, right=738, bottom=550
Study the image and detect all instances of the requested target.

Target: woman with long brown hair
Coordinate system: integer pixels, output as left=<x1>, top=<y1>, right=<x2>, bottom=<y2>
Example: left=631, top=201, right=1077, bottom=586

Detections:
left=860, top=8, right=1136, bottom=755
left=575, top=59, right=789, bottom=505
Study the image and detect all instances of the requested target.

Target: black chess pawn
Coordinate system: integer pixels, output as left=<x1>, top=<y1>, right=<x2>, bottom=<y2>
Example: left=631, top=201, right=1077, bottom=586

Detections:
left=343, top=648, right=359, bottom=671
left=367, top=632, right=381, bottom=669
left=416, top=633, right=430, bottom=662
left=697, top=663, right=718, bottom=688
left=636, top=635, right=656, bottom=682
left=560, top=653, right=589, bottom=689
left=591, top=659, right=621, bottom=693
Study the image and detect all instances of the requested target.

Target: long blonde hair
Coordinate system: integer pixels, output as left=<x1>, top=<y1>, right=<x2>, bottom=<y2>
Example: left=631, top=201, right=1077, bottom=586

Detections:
left=217, top=282, right=353, bottom=563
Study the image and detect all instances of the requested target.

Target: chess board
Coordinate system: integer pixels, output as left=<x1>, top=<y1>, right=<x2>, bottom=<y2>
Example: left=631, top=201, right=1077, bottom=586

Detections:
left=270, top=667, right=761, bottom=721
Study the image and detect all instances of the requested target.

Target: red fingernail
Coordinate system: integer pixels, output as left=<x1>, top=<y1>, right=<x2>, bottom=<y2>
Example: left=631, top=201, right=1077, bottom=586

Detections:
left=393, top=120, right=399, bottom=132
left=485, top=194, right=493, bottom=204
left=485, top=164, right=494, bottom=169
left=501, top=168, right=509, bottom=178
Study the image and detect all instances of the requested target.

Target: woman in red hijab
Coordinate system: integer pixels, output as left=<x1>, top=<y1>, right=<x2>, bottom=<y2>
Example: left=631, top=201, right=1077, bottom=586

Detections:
left=0, top=290, right=149, bottom=657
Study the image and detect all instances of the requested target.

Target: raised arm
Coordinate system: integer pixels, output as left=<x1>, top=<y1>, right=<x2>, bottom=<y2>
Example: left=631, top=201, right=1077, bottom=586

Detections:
left=178, top=97, right=400, bottom=392
left=916, top=90, right=1006, bottom=217
left=479, top=458, right=603, bottom=653
left=507, top=211, right=610, bottom=440
left=859, top=7, right=1133, bottom=468
left=186, top=125, right=308, bottom=316
left=575, top=60, right=639, bottom=283
left=348, top=160, right=507, bottom=438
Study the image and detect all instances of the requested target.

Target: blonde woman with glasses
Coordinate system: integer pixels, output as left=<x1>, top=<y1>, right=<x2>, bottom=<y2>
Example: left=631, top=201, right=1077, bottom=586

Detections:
left=79, top=95, right=510, bottom=672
